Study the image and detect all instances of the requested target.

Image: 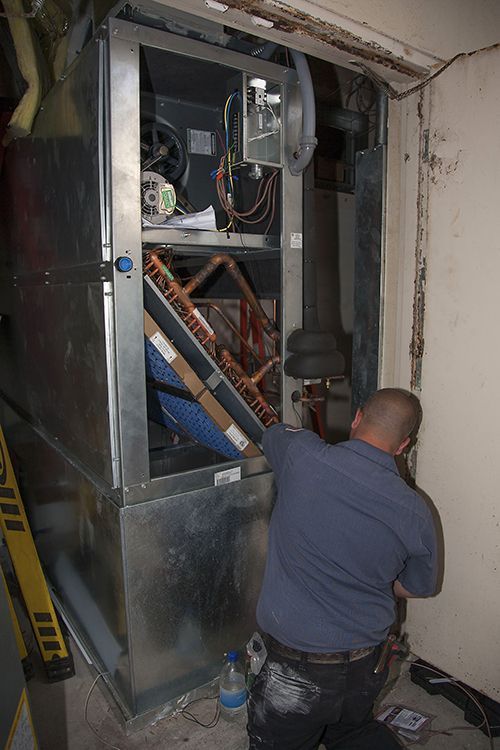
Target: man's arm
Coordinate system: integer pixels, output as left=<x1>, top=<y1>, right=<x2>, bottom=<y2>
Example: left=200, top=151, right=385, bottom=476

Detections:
left=395, top=508, right=438, bottom=598
left=393, top=579, right=420, bottom=599
left=262, top=423, right=304, bottom=479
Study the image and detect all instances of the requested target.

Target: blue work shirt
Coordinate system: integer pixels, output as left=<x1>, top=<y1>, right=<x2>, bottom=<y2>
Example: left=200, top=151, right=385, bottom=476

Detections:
left=257, top=424, right=438, bottom=651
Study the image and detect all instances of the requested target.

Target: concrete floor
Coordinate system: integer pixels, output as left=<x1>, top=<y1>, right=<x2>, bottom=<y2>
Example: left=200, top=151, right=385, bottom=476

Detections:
left=27, top=640, right=499, bottom=750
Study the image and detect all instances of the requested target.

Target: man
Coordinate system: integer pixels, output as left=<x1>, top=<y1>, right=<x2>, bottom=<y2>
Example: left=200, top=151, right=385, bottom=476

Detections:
left=247, top=388, right=438, bottom=750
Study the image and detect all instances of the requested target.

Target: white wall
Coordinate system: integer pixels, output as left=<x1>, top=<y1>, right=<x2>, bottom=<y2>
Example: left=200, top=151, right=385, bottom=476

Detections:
left=404, top=46, right=500, bottom=700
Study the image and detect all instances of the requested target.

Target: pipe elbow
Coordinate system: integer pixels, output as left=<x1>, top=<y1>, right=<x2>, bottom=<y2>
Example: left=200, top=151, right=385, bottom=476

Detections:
left=289, top=136, right=318, bottom=176
left=288, top=50, right=317, bottom=175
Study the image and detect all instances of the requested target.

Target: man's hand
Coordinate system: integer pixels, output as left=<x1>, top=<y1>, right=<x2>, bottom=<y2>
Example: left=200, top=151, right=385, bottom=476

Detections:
left=393, top=580, right=418, bottom=598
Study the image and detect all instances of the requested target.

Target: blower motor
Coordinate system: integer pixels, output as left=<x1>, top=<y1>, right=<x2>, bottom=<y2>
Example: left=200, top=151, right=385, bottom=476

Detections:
left=141, top=170, right=176, bottom=224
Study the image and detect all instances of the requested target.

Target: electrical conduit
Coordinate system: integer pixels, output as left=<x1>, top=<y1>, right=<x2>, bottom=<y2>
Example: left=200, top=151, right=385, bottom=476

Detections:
left=251, top=43, right=317, bottom=175
left=288, top=50, right=317, bottom=175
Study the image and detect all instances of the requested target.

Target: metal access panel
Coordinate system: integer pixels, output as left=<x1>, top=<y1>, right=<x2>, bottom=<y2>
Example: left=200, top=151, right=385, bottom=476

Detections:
left=0, top=41, right=118, bottom=487
left=122, top=473, right=274, bottom=721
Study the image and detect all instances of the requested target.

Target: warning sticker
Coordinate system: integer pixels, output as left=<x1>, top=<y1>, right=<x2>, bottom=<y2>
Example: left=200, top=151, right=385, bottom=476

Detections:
left=214, top=467, right=241, bottom=486
left=187, top=129, right=216, bottom=156
left=150, top=332, right=177, bottom=363
left=225, top=423, right=249, bottom=451
left=290, top=232, right=303, bottom=249
left=193, top=308, right=215, bottom=336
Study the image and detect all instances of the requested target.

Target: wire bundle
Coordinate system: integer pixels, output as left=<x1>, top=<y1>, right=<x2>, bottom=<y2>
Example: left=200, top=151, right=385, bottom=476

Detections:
left=216, top=167, right=278, bottom=235
left=345, top=73, right=376, bottom=114
left=215, top=91, right=278, bottom=234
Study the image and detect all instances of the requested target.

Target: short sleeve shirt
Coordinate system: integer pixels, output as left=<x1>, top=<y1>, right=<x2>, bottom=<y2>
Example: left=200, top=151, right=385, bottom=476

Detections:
left=256, top=424, right=438, bottom=651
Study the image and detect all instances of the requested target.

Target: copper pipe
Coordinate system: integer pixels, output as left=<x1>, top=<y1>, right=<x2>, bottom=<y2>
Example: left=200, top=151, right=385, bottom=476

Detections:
left=219, top=348, right=279, bottom=423
left=199, top=303, right=266, bottom=366
left=146, top=250, right=216, bottom=342
left=183, top=253, right=280, bottom=342
left=251, top=355, right=281, bottom=385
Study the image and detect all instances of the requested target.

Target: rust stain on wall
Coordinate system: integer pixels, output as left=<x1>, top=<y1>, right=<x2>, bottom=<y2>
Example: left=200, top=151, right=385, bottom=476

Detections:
left=428, top=139, right=462, bottom=186
left=226, top=0, right=424, bottom=78
left=410, top=92, right=429, bottom=391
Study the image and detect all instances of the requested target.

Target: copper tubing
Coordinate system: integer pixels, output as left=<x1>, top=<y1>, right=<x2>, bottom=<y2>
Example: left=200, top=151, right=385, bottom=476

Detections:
left=146, top=250, right=217, bottom=342
left=144, top=248, right=279, bottom=425
left=183, top=254, right=280, bottom=342
left=251, top=355, right=280, bottom=385
left=219, top=348, right=279, bottom=422
left=199, top=303, right=266, bottom=366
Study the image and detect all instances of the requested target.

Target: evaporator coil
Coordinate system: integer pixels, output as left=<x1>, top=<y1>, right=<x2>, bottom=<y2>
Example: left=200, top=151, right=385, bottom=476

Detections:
left=141, top=170, right=176, bottom=224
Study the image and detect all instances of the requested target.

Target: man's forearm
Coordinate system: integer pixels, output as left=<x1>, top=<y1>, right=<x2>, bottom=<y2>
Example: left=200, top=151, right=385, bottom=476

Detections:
left=393, top=580, right=418, bottom=598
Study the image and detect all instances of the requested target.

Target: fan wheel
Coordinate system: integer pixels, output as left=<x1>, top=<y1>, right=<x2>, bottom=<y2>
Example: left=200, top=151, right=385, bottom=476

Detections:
left=140, top=122, right=187, bottom=182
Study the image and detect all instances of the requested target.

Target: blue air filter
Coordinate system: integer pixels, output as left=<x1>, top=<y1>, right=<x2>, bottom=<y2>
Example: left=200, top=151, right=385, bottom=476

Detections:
left=145, top=339, right=243, bottom=460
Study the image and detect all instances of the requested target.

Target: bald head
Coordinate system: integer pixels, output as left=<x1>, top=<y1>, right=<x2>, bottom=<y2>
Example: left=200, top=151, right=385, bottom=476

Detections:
left=350, top=388, right=421, bottom=455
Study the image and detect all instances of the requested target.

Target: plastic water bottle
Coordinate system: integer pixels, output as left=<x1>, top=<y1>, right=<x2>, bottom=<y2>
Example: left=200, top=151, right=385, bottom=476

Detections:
left=219, top=650, right=247, bottom=720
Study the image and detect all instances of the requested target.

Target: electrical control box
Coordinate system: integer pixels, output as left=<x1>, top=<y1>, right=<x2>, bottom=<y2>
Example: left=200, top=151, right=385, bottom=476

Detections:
left=243, top=73, right=283, bottom=168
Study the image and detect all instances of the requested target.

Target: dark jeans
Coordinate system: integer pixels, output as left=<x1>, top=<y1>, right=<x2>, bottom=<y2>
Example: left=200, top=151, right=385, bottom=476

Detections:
left=247, top=644, right=402, bottom=750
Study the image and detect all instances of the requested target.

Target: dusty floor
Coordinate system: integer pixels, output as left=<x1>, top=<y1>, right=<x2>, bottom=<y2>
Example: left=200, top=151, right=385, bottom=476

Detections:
left=27, top=640, right=499, bottom=750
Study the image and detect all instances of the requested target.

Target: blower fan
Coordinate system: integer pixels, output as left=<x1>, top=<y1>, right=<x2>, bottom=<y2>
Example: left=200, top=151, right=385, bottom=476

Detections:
left=140, top=122, right=187, bottom=182
left=141, top=170, right=176, bottom=224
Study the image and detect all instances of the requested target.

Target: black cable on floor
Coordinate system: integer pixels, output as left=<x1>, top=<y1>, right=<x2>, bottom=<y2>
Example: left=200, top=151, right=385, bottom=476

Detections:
left=179, top=697, right=221, bottom=728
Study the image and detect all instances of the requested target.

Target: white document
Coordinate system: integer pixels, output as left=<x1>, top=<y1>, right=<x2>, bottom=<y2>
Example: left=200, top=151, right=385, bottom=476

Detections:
left=143, top=205, right=217, bottom=231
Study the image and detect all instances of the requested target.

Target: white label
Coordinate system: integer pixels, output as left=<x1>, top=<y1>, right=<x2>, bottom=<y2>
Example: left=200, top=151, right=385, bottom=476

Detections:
left=391, top=710, right=428, bottom=731
left=290, top=232, right=303, bottom=248
left=214, top=466, right=241, bottom=486
left=150, top=332, right=177, bottom=363
left=187, top=128, right=216, bottom=156
left=225, top=423, right=249, bottom=451
left=193, top=308, right=215, bottom=336
left=377, top=707, right=429, bottom=731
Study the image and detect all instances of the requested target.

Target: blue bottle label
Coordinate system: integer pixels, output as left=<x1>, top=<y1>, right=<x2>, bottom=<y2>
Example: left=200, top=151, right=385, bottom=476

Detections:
left=220, top=686, right=247, bottom=709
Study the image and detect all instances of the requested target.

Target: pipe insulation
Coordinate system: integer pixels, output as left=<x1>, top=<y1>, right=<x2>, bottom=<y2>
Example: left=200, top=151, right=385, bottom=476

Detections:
left=288, top=49, right=317, bottom=176
left=2, top=0, right=42, bottom=147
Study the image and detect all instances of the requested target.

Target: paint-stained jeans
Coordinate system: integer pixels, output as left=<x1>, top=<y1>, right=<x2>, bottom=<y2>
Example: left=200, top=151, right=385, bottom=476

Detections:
left=247, top=644, right=402, bottom=750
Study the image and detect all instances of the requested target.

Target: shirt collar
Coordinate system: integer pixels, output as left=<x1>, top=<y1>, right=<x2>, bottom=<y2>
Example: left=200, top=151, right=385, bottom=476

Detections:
left=338, top=439, right=399, bottom=474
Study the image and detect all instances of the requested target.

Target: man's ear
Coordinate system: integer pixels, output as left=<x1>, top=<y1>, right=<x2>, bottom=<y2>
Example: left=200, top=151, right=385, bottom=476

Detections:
left=351, top=408, right=363, bottom=431
left=394, top=436, right=411, bottom=456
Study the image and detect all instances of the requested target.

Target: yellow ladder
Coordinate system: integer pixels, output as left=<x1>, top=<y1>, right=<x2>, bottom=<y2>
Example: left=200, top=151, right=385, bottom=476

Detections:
left=0, top=425, right=74, bottom=681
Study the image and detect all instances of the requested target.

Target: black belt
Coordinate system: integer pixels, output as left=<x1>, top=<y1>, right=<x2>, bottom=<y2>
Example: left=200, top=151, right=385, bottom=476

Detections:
left=263, top=634, right=375, bottom=665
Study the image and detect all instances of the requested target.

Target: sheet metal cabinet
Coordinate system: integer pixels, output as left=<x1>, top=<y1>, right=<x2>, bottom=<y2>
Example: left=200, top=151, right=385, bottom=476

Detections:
left=0, top=15, right=303, bottom=728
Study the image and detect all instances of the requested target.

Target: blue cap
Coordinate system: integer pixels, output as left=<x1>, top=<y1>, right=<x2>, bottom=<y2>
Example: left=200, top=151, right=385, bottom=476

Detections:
left=227, top=650, right=238, bottom=662
left=116, top=256, right=134, bottom=272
